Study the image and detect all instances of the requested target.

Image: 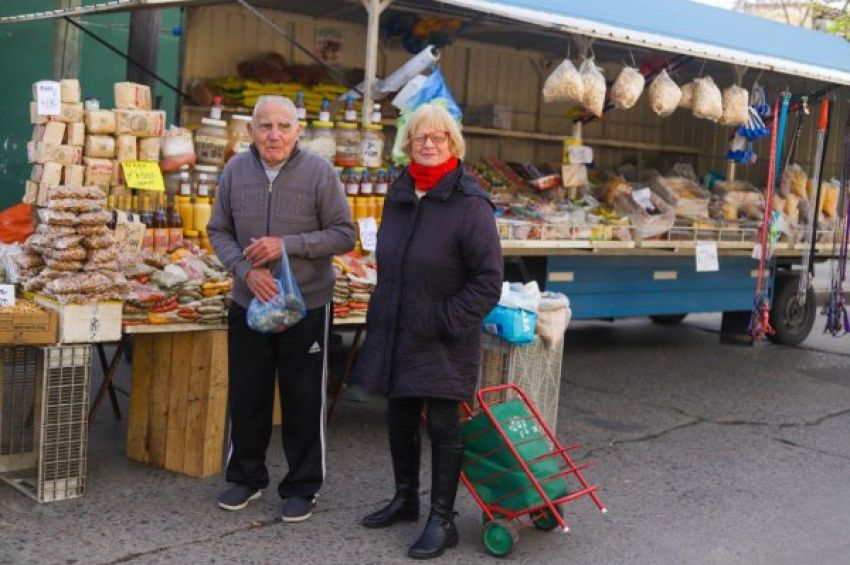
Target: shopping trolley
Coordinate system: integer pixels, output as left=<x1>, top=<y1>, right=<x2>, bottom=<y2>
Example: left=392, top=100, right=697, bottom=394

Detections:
left=460, top=384, right=606, bottom=557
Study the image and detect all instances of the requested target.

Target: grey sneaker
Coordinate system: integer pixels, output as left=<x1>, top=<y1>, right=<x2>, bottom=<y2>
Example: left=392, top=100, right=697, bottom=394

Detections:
left=218, top=484, right=261, bottom=511
left=281, top=496, right=316, bottom=523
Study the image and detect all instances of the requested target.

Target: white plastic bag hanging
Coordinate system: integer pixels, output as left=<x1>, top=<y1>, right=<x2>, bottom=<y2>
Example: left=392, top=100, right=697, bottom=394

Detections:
left=692, top=76, right=723, bottom=122
left=678, top=81, right=695, bottom=109
left=580, top=58, right=606, bottom=117
left=542, top=59, right=584, bottom=103
left=535, top=291, right=572, bottom=348
left=720, top=85, right=750, bottom=126
left=611, top=66, right=645, bottom=110
left=498, top=280, right=542, bottom=312
left=648, top=70, right=681, bottom=117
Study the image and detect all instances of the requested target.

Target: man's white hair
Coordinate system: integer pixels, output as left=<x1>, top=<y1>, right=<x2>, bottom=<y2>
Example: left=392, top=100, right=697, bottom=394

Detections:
left=252, top=95, right=297, bottom=124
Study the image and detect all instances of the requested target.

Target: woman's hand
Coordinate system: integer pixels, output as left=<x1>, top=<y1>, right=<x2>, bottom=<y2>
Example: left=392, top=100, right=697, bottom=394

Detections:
left=244, top=237, right=283, bottom=266
left=246, top=267, right=278, bottom=303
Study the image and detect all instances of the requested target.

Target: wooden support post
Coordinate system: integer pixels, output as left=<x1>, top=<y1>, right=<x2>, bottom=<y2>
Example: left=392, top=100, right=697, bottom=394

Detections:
left=52, top=0, right=81, bottom=79
left=127, top=9, right=162, bottom=102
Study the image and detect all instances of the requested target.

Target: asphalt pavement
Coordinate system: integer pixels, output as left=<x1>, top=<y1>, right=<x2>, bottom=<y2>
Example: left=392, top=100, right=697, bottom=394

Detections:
left=1, top=310, right=849, bottom=565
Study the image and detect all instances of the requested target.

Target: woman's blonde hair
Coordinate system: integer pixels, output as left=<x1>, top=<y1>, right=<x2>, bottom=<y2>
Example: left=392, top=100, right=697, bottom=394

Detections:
left=401, top=103, right=465, bottom=159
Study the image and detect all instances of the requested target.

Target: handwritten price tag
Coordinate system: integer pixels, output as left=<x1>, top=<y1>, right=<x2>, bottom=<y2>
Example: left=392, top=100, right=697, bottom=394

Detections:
left=122, top=161, right=165, bottom=191
left=695, top=241, right=719, bottom=272
left=358, top=217, right=378, bottom=252
left=35, top=81, right=61, bottom=116
left=0, top=284, right=16, bottom=307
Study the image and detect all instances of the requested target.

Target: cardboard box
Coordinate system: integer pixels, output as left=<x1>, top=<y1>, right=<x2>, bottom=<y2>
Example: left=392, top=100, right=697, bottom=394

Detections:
left=114, top=110, right=165, bottom=137
left=464, top=104, right=512, bottom=130
left=66, top=122, right=86, bottom=146
left=34, top=296, right=122, bottom=344
left=41, top=122, right=66, bottom=145
left=85, top=135, right=116, bottom=159
left=53, top=102, right=84, bottom=124
left=39, top=161, right=63, bottom=188
left=84, top=110, right=115, bottom=134
left=27, top=142, right=82, bottom=166
left=138, top=137, right=161, bottom=161
left=84, top=157, right=113, bottom=188
left=30, top=102, right=48, bottom=125
left=61, top=79, right=81, bottom=103
left=63, top=164, right=85, bottom=186
left=0, top=307, right=58, bottom=345
left=116, top=135, right=137, bottom=162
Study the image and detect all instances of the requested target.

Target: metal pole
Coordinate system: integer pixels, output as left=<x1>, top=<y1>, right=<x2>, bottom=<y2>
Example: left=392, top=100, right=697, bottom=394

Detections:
left=52, top=0, right=81, bottom=79
left=362, top=0, right=393, bottom=126
left=127, top=9, right=162, bottom=102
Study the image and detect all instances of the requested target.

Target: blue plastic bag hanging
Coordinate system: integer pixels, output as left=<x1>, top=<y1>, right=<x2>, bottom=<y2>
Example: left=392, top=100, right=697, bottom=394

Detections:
left=392, top=68, right=463, bottom=165
left=247, top=240, right=306, bottom=333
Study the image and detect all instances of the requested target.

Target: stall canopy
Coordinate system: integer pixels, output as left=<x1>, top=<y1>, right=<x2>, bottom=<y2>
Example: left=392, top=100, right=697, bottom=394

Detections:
left=3, top=0, right=850, bottom=85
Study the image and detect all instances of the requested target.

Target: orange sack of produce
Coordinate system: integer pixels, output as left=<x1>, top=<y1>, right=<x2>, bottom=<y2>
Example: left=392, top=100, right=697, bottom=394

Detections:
left=0, top=203, right=34, bottom=243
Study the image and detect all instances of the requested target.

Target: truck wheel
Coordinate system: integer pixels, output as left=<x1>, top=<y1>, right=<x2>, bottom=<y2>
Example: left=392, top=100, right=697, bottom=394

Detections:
left=768, top=272, right=816, bottom=346
left=649, top=314, right=687, bottom=325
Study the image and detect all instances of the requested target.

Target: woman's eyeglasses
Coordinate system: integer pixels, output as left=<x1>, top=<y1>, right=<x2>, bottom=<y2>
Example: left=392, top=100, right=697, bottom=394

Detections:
left=412, top=132, right=449, bottom=146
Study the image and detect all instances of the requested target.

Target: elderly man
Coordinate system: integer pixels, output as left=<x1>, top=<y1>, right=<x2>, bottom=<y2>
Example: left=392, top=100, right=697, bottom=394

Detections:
left=208, top=95, right=355, bottom=522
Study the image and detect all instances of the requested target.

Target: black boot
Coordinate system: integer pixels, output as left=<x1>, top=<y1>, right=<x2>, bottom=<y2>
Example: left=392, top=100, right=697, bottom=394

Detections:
left=408, top=444, right=464, bottom=559
left=361, top=429, right=421, bottom=528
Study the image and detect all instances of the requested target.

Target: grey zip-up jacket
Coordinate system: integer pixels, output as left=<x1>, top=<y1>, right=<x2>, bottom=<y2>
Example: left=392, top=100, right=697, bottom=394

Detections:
left=207, top=144, right=355, bottom=310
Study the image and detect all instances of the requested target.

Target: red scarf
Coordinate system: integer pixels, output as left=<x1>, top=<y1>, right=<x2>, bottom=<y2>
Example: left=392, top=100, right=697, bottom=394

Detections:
left=408, top=157, right=459, bottom=191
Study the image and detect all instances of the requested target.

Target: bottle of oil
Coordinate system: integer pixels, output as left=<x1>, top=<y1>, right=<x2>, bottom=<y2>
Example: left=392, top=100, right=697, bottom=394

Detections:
left=168, top=197, right=184, bottom=251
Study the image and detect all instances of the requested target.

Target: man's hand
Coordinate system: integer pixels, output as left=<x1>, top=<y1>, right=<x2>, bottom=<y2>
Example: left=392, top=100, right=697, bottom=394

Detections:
left=245, top=267, right=278, bottom=303
left=244, top=236, right=283, bottom=267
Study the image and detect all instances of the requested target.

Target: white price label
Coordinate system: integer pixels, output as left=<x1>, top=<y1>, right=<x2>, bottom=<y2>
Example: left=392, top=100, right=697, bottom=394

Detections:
left=35, top=81, right=62, bottom=116
left=567, top=145, right=594, bottom=164
left=695, top=241, right=719, bottom=272
left=0, top=284, right=16, bottom=307
left=751, top=243, right=773, bottom=261
left=358, top=217, right=378, bottom=252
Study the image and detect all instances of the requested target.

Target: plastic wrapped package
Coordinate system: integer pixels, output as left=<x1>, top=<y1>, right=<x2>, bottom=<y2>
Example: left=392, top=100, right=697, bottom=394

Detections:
left=495, top=218, right=512, bottom=239
left=114, top=82, right=152, bottom=110
left=648, top=70, right=681, bottom=117
left=44, top=258, right=84, bottom=271
left=561, top=164, right=588, bottom=188
left=784, top=193, right=801, bottom=226
left=692, top=77, right=723, bottom=121
left=114, top=110, right=165, bottom=137
left=542, top=59, right=584, bottom=103
left=541, top=213, right=572, bottom=240
left=25, top=233, right=52, bottom=252
left=77, top=210, right=112, bottom=225
left=13, top=252, right=43, bottom=269
left=611, top=66, right=645, bottom=110
left=53, top=235, right=84, bottom=249
left=720, top=85, right=749, bottom=126
left=45, top=272, right=114, bottom=295
left=85, top=135, right=116, bottom=159
left=779, top=163, right=808, bottom=197
left=38, top=209, right=79, bottom=226
left=77, top=225, right=109, bottom=236
left=612, top=189, right=676, bottom=239
left=678, top=81, right=695, bottom=109
left=580, top=59, right=606, bottom=117
left=139, top=137, right=161, bottom=161
left=723, top=190, right=765, bottom=220
left=88, top=247, right=118, bottom=264
left=47, top=198, right=102, bottom=212
left=44, top=246, right=87, bottom=262
left=84, top=110, right=116, bottom=134
left=160, top=126, right=197, bottom=172
left=83, top=233, right=116, bottom=249
left=821, top=181, right=840, bottom=217
left=36, top=223, right=76, bottom=237
left=536, top=291, right=571, bottom=348
left=50, top=185, right=107, bottom=200
left=84, top=158, right=114, bottom=188
left=116, top=135, right=138, bottom=162
left=84, top=259, right=118, bottom=272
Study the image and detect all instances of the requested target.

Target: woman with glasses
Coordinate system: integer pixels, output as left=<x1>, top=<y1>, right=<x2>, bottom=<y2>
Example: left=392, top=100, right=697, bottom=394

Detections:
left=351, top=102, right=503, bottom=559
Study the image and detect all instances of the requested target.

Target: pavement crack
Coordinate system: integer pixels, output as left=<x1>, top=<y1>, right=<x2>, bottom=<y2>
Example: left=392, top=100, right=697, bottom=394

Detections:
left=776, top=407, right=850, bottom=429
left=584, top=417, right=702, bottom=458
left=772, top=436, right=850, bottom=462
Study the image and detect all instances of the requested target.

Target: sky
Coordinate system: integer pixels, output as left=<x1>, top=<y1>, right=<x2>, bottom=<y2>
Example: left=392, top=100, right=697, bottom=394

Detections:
left=691, top=0, right=736, bottom=8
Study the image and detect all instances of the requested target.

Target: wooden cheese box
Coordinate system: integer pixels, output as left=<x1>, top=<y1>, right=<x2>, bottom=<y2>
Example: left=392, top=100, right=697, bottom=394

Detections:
left=33, top=297, right=122, bottom=343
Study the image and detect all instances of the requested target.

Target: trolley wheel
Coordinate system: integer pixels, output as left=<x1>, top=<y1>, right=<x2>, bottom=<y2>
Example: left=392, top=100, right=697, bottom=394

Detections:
left=768, top=272, right=816, bottom=346
left=482, top=520, right=519, bottom=558
left=649, top=314, right=687, bottom=325
left=532, top=505, right=564, bottom=531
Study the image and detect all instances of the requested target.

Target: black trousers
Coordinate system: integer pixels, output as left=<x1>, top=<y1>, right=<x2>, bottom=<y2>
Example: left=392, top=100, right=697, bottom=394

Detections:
left=388, top=397, right=464, bottom=457
left=226, top=302, right=329, bottom=499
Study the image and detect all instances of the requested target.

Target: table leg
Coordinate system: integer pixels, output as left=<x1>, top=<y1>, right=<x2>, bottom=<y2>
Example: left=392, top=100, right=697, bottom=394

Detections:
left=89, top=339, right=125, bottom=424
left=96, top=342, right=122, bottom=419
left=327, top=325, right=365, bottom=422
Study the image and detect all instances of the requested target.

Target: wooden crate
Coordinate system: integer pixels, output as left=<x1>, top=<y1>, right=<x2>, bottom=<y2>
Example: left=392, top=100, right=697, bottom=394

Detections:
left=126, top=329, right=228, bottom=478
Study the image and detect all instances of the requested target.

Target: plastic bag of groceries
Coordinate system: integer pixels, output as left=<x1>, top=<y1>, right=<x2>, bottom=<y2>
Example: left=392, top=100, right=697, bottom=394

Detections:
left=580, top=58, right=606, bottom=117
left=542, top=58, right=584, bottom=103
left=692, top=76, right=723, bottom=122
left=611, top=66, right=645, bottom=110
left=720, top=85, right=749, bottom=126
left=648, top=70, right=681, bottom=117
left=247, top=240, right=306, bottom=333
left=482, top=281, right=541, bottom=345
left=536, top=292, right=572, bottom=348
left=678, top=81, right=696, bottom=109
